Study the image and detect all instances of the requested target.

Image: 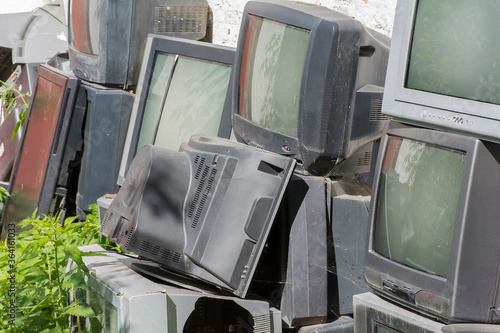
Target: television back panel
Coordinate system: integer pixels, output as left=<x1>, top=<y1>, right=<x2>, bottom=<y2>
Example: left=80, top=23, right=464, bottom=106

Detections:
left=101, top=135, right=295, bottom=297
left=75, top=83, right=133, bottom=216
left=1, top=64, right=81, bottom=237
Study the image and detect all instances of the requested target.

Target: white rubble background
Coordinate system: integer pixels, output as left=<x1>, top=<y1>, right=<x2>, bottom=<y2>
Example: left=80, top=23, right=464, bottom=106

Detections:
left=207, top=0, right=397, bottom=47
left=0, top=0, right=397, bottom=46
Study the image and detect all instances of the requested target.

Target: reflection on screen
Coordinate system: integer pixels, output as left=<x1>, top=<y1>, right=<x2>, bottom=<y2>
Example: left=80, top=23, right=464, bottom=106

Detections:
left=136, top=54, right=232, bottom=152
left=406, top=0, right=500, bottom=105
left=373, top=136, right=465, bottom=277
left=239, top=15, right=309, bottom=138
left=4, top=76, right=64, bottom=224
left=80, top=286, right=118, bottom=333
left=71, top=0, right=101, bottom=55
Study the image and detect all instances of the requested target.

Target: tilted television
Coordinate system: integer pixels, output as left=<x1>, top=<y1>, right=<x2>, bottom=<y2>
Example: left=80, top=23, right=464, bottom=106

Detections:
left=101, top=135, right=295, bottom=297
left=118, top=35, right=234, bottom=184
left=0, top=64, right=84, bottom=237
left=68, top=0, right=210, bottom=88
left=232, top=0, right=391, bottom=177
left=382, top=0, right=500, bottom=142
left=364, top=121, right=500, bottom=323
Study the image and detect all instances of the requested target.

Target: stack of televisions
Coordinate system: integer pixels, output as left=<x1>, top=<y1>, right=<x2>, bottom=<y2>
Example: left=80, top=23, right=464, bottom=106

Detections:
left=8, top=0, right=500, bottom=332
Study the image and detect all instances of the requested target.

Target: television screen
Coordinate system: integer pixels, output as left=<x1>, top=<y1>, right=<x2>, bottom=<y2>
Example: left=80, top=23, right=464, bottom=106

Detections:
left=364, top=121, right=500, bottom=323
left=382, top=0, right=500, bottom=142
left=68, top=0, right=210, bottom=88
left=118, top=35, right=234, bottom=184
left=0, top=65, right=80, bottom=237
left=232, top=0, right=391, bottom=177
left=101, top=135, right=295, bottom=297
left=0, top=107, right=23, bottom=182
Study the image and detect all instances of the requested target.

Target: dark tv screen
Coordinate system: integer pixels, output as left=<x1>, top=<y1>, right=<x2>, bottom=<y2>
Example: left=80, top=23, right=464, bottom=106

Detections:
left=373, top=136, right=465, bottom=278
left=136, top=53, right=232, bottom=152
left=238, top=14, right=310, bottom=138
left=70, top=0, right=101, bottom=55
left=3, top=75, right=64, bottom=225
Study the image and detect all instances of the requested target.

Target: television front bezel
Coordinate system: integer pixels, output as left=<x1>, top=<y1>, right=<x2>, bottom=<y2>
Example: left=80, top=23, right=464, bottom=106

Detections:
left=231, top=0, right=390, bottom=176
left=1, top=64, right=80, bottom=236
left=382, top=0, right=500, bottom=142
left=117, top=34, right=235, bottom=185
left=364, top=121, right=500, bottom=323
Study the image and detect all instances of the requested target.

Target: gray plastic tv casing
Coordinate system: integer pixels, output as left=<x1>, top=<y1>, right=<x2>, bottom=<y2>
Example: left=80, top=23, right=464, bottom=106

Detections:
left=364, top=121, right=500, bottom=323
left=71, top=244, right=281, bottom=333
left=1, top=64, right=83, bottom=236
left=117, top=34, right=235, bottom=185
left=382, top=0, right=500, bottom=143
left=67, top=0, right=209, bottom=88
left=75, top=82, right=134, bottom=216
left=101, top=135, right=295, bottom=298
left=232, top=0, right=391, bottom=177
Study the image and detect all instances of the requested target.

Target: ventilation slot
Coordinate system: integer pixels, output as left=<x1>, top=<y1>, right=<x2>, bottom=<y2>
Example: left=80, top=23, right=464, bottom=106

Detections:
left=160, top=248, right=181, bottom=264
left=247, top=141, right=264, bottom=150
left=358, top=152, right=372, bottom=167
left=100, top=212, right=111, bottom=229
left=154, top=6, right=208, bottom=34
left=369, top=98, right=391, bottom=121
left=139, top=240, right=151, bottom=253
left=124, top=227, right=134, bottom=248
left=193, top=156, right=205, bottom=180
left=191, top=169, right=217, bottom=229
left=253, top=314, right=271, bottom=333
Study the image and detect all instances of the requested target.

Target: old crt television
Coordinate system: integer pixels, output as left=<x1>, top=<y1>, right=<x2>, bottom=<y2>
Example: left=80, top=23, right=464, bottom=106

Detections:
left=101, top=135, right=295, bottom=297
left=364, top=121, right=500, bottom=323
left=382, top=0, right=500, bottom=143
left=75, top=82, right=133, bottom=216
left=232, top=0, right=391, bottom=177
left=68, top=0, right=210, bottom=88
left=69, top=245, right=281, bottom=333
left=118, top=35, right=234, bottom=184
left=0, top=65, right=84, bottom=236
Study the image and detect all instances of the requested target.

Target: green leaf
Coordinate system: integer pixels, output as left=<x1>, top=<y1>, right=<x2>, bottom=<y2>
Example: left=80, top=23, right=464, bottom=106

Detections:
left=64, top=302, right=96, bottom=318
left=63, top=245, right=89, bottom=275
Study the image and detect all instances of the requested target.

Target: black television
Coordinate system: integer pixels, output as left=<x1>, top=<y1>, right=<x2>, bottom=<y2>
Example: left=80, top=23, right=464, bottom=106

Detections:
left=100, top=135, right=295, bottom=297
left=0, top=65, right=83, bottom=237
left=364, top=121, right=500, bottom=324
left=117, top=35, right=234, bottom=184
left=232, top=0, right=391, bottom=177
left=382, top=0, right=500, bottom=143
left=68, top=0, right=210, bottom=88
left=74, top=82, right=134, bottom=217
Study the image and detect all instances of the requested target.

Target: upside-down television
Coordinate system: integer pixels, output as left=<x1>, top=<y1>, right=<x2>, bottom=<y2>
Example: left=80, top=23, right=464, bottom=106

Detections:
left=0, top=64, right=83, bottom=237
left=118, top=35, right=234, bottom=184
left=232, top=0, right=391, bottom=177
left=382, top=0, right=500, bottom=143
left=364, top=121, right=500, bottom=324
left=101, top=135, right=295, bottom=298
left=68, top=0, right=210, bottom=88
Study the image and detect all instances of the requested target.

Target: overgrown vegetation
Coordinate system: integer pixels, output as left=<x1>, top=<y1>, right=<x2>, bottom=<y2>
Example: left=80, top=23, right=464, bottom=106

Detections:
left=0, top=204, right=114, bottom=333
left=0, top=79, right=31, bottom=140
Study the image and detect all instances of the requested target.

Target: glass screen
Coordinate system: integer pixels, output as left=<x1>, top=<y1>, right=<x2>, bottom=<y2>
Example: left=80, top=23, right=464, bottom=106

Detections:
left=70, top=0, right=101, bottom=55
left=137, top=54, right=232, bottom=152
left=239, top=15, right=310, bottom=138
left=373, top=136, right=465, bottom=277
left=4, top=76, right=64, bottom=224
left=406, top=0, right=500, bottom=105
left=78, top=286, right=119, bottom=332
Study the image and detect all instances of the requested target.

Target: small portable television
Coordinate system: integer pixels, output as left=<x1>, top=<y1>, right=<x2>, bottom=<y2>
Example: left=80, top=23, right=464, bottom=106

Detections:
left=0, top=65, right=83, bottom=236
left=68, top=0, right=210, bottom=88
left=382, top=0, right=500, bottom=142
left=232, top=0, right=391, bottom=177
left=118, top=35, right=235, bottom=184
left=364, top=121, right=500, bottom=324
